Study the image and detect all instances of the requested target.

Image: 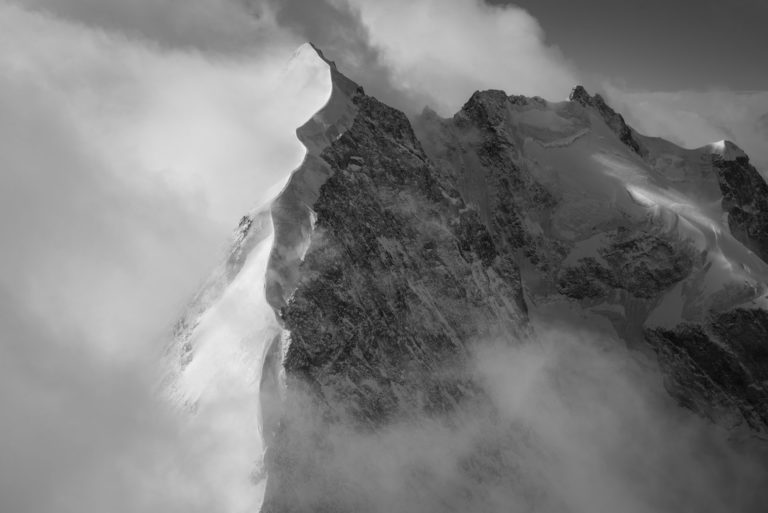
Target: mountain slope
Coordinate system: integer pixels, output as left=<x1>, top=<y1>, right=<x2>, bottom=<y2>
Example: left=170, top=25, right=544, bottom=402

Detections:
left=170, top=45, right=768, bottom=512
left=413, top=84, right=768, bottom=432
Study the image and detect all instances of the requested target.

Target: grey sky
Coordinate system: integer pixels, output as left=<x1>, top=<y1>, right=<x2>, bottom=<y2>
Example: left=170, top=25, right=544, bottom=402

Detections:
left=489, top=0, right=768, bottom=90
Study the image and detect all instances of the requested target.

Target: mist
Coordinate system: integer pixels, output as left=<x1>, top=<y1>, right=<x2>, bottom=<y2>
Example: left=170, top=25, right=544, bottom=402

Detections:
left=0, top=2, right=328, bottom=511
left=274, top=324, right=768, bottom=512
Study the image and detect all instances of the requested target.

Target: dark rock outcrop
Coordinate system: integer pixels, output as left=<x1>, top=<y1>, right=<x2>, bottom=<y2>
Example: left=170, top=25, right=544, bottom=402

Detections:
left=713, top=154, right=768, bottom=263
left=647, top=307, right=768, bottom=431
left=557, top=230, right=694, bottom=300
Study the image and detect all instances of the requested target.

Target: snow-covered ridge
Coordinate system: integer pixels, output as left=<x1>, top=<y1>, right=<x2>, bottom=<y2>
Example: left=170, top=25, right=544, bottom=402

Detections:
left=161, top=44, right=335, bottom=512
left=708, top=139, right=748, bottom=161
left=265, top=43, right=362, bottom=313
left=260, top=44, right=363, bottom=408
left=162, top=43, right=365, bottom=511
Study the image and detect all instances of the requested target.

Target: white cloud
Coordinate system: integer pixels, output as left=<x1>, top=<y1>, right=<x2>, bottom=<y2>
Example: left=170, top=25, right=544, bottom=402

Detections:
left=20, top=0, right=286, bottom=52
left=0, top=2, right=329, bottom=235
left=270, top=326, right=768, bottom=512
left=340, top=0, right=579, bottom=115
left=0, top=2, right=329, bottom=511
left=474, top=327, right=768, bottom=513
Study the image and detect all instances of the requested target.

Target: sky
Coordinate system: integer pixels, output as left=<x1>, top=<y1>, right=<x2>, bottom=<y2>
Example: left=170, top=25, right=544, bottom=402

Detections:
left=489, top=0, right=768, bottom=91
left=1, top=1, right=767, bottom=512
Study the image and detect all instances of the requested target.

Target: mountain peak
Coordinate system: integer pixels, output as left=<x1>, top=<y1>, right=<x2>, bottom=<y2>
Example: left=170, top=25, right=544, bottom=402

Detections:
left=304, top=42, right=337, bottom=70
left=709, top=139, right=748, bottom=161
left=568, top=84, right=592, bottom=105
left=568, top=84, right=644, bottom=155
left=568, top=85, right=613, bottom=110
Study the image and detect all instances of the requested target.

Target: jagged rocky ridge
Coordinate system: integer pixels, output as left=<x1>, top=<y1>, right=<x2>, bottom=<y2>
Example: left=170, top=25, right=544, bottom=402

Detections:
left=172, top=47, right=768, bottom=512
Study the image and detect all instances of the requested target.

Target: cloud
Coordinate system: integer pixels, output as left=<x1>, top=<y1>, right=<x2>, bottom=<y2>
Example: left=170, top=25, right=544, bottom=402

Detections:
left=0, top=2, right=330, bottom=234
left=0, top=1, right=329, bottom=511
left=342, top=0, right=578, bottom=115
left=19, top=0, right=287, bottom=53
left=603, top=85, right=768, bottom=173
left=0, top=298, right=212, bottom=513
left=264, top=0, right=415, bottom=111
left=476, top=328, right=768, bottom=513
left=268, top=0, right=579, bottom=115
left=274, top=326, right=768, bottom=512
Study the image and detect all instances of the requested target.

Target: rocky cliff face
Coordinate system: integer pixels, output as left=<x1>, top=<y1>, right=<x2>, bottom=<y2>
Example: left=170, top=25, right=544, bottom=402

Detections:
left=202, top=47, right=768, bottom=512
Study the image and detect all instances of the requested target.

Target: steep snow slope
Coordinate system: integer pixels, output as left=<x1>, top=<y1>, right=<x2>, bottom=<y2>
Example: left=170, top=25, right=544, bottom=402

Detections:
left=164, top=210, right=277, bottom=509
left=162, top=44, right=332, bottom=512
